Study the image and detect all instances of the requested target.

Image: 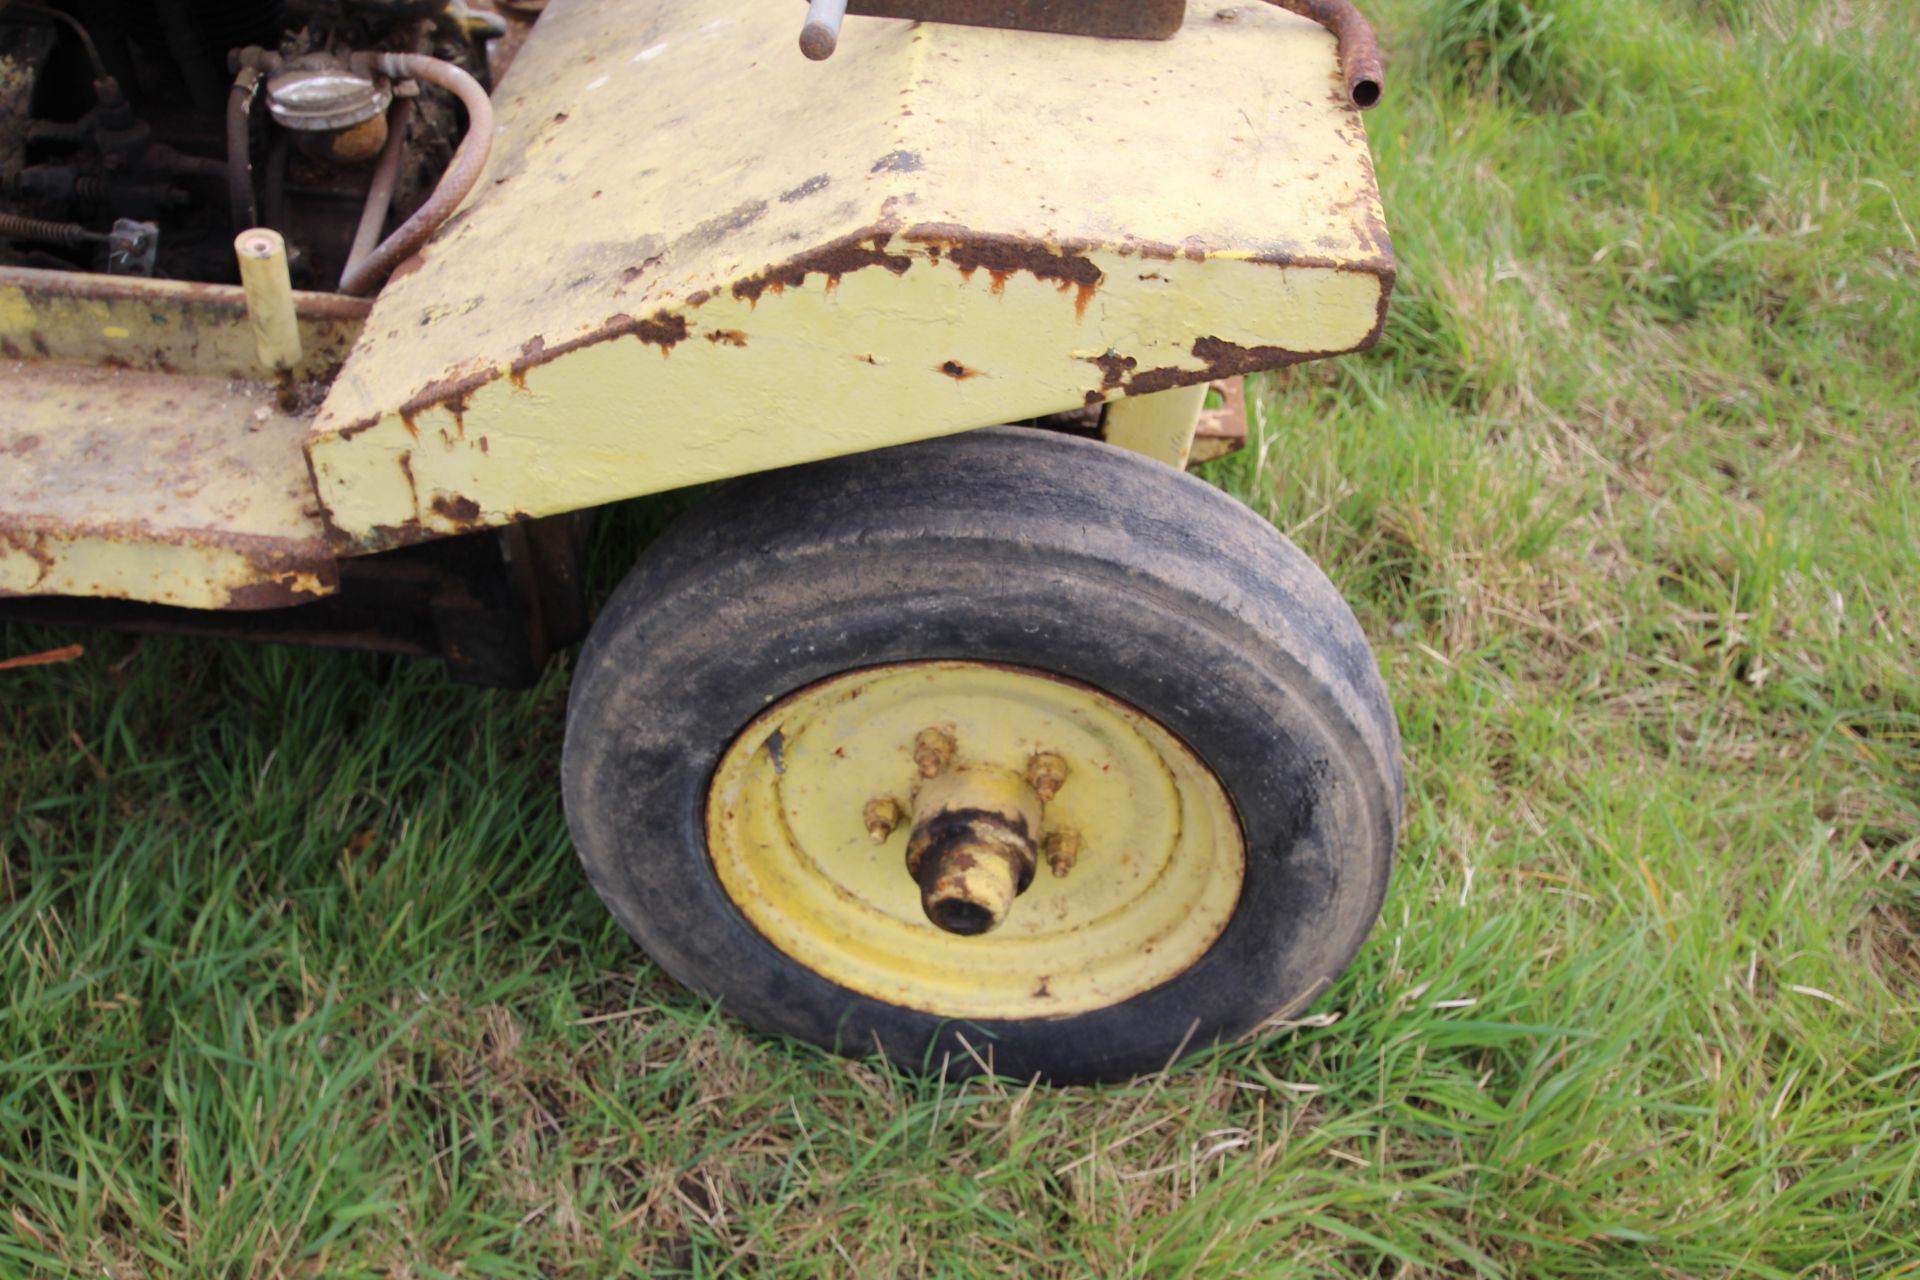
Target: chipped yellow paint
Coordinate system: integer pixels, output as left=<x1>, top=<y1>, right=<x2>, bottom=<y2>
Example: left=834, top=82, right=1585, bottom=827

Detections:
left=0, top=269, right=367, bottom=608
left=1103, top=382, right=1210, bottom=469
left=705, top=662, right=1246, bottom=1019
left=308, top=0, right=1392, bottom=550
left=0, top=533, right=330, bottom=611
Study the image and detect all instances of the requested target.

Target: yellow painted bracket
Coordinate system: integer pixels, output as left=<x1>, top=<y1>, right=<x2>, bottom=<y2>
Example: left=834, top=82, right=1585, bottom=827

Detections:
left=307, top=0, right=1393, bottom=552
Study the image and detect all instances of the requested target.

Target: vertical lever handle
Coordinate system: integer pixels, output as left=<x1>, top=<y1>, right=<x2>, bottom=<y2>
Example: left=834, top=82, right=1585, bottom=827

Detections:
left=800, top=0, right=849, bottom=60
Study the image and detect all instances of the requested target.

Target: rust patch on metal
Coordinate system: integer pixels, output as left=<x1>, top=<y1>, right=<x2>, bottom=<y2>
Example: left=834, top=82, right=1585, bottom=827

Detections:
left=509, top=335, right=547, bottom=389
left=607, top=310, right=691, bottom=355
left=1080, top=260, right=1394, bottom=403
left=508, top=307, right=687, bottom=382
left=362, top=303, right=695, bottom=458
left=224, top=574, right=332, bottom=610
left=397, top=450, right=419, bottom=509
left=903, top=223, right=1104, bottom=318
left=731, top=228, right=912, bottom=307
left=368, top=520, right=424, bottom=549
left=1192, top=378, right=1251, bottom=464
left=1081, top=351, right=1137, bottom=404
left=0, top=530, right=55, bottom=587
left=1123, top=364, right=1194, bottom=398
left=399, top=365, right=492, bottom=438
left=937, top=360, right=982, bottom=380
left=707, top=330, right=749, bottom=347
left=430, top=493, right=484, bottom=525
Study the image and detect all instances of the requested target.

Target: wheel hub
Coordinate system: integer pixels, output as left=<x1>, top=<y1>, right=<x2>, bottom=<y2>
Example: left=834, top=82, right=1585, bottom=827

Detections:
left=903, top=763, right=1042, bottom=935
left=703, top=661, right=1247, bottom=1019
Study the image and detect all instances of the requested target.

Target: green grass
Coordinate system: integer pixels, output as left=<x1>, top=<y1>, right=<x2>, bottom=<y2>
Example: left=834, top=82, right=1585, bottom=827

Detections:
left=5, top=0, right=1918, bottom=1273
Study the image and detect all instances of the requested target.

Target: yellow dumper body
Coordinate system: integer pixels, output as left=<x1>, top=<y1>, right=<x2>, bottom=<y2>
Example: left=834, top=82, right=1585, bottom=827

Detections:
left=0, top=0, right=1391, bottom=611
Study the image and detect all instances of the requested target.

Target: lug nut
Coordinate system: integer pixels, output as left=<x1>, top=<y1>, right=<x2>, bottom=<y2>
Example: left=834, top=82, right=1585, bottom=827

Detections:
left=1027, top=751, right=1069, bottom=801
left=913, top=727, right=956, bottom=779
left=863, top=796, right=904, bottom=844
left=1044, top=828, right=1082, bottom=878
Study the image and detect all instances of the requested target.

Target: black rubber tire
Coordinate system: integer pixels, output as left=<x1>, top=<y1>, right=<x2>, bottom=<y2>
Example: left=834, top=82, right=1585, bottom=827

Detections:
left=562, top=427, right=1401, bottom=1084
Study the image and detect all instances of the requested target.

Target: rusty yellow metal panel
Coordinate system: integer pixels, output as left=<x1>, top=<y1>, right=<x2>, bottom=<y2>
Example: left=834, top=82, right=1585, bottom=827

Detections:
left=308, top=0, right=1392, bottom=551
left=0, top=266, right=365, bottom=379
left=0, top=270, right=366, bottom=610
left=1103, top=383, right=1211, bottom=469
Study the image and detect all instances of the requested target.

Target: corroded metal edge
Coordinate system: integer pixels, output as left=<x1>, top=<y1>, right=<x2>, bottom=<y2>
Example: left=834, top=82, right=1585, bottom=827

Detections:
left=0, top=266, right=370, bottom=380
left=0, top=516, right=338, bottom=610
left=324, top=218, right=1394, bottom=442
left=308, top=227, right=1391, bottom=553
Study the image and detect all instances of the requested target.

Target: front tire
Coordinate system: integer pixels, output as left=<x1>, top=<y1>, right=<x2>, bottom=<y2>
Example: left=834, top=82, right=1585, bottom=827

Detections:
left=562, top=427, right=1400, bottom=1083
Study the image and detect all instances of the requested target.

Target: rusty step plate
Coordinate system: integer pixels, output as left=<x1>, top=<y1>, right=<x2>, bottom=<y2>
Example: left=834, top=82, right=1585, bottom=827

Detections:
left=0, top=359, right=341, bottom=610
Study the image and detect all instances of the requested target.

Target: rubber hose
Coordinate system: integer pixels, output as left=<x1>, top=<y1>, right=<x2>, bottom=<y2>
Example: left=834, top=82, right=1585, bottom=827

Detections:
left=336, top=53, right=492, bottom=297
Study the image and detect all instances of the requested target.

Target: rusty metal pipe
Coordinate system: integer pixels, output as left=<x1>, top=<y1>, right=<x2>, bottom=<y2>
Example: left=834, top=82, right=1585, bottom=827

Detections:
left=801, top=0, right=849, bottom=59
left=227, top=64, right=265, bottom=230
left=341, top=96, right=415, bottom=289
left=337, top=53, right=493, bottom=297
left=1265, top=0, right=1383, bottom=110
left=0, top=212, right=106, bottom=249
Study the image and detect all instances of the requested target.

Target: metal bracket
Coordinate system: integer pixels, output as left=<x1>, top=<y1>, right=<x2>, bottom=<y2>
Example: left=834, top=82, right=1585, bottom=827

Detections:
left=801, top=0, right=1185, bottom=60
left=799, top=0, right=1384, bottom=111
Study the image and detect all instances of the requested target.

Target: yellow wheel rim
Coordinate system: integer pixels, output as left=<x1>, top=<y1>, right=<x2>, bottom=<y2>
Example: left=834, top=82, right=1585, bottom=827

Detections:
left=704, top=662, right=1246, bottom=1019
